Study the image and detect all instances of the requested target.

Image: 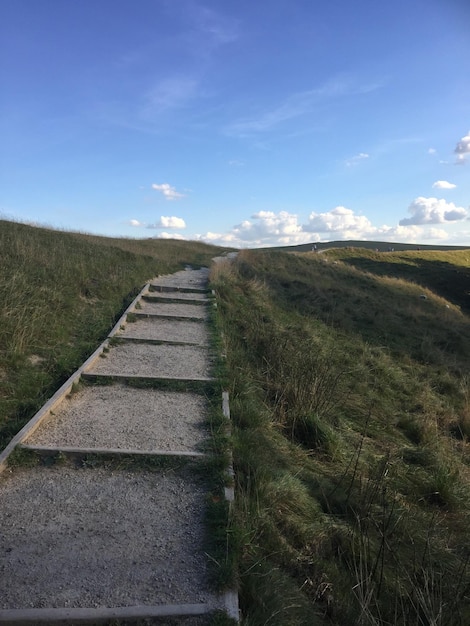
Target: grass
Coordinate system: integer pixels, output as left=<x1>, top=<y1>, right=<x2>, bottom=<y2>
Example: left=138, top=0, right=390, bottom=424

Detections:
left=3, top=220, right=470, bottom=623
left=210, top=249, right=470, bottom=625
left=0, top=219, right=230, bottom=449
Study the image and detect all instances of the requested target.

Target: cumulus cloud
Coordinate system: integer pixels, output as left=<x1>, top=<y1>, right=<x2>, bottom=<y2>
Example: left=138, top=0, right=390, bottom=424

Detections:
left=432, top=180, right=456, bottom=189
left=305, top=206, right=374, bottom=236
left=454, top=131, right=470, bottom=163
left=194, top=200, right=468, bottom=248
left=399, top=197, right=467, bottom=225
left=231, top=211, right=309, bottom=246
left=428, top=147, right=437, bottom=155
left=427, top=227, right=450, bottom=240
left=196, top=207, right=451, bottom=247
left=147, top=216, right=186, bottom=229
left=152, top=183, right=185, bottom=200
left=375, top=224, right=427, bottom=243
left=129, top=219, right=144, bottom=227
left=196, top=211, right=313, bottom=247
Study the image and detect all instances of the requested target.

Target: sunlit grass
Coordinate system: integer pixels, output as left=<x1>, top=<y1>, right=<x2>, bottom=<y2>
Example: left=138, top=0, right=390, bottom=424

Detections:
left=211, top=248, right=470, bottom=625
left=0, top=219, right=229, bottom=449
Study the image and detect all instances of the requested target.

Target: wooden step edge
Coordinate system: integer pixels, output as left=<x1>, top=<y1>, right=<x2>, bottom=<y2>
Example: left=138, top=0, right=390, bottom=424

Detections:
left=0, top=602, right=215, bottom=624
left=19, top=444, right=207, bottom=458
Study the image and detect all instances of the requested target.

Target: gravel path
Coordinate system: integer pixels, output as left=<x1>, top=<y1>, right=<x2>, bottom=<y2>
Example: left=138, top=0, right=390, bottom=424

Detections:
left=25, top=386, right=208, bottom=452
left=146, top=291, right=209, bottom=302
left=137, top=301, right=208, bottom=319
left=150, top=268, right=210, bottom=291
left=0, top=466, right=222, bottom=610
left=0, top=267, right=236, bottom=621
left=117, top=318, right=209, bottom=345
left=88, top=342, right=213, bottom=380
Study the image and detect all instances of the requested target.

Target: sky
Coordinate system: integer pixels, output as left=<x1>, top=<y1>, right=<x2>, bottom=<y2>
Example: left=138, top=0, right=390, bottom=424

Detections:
left=1, top=0, right=470, bottom=248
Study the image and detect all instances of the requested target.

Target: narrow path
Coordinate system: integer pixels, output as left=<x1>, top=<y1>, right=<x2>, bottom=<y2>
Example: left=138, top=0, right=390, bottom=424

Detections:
left=0, top=267, right=238, bottom=624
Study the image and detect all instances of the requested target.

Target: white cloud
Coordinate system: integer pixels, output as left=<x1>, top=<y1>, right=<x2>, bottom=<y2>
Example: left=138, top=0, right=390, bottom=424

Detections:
left=196, top=211, right=313, bottom=247
left=152, top=183, right=185, bottom=200
left=195, top=201, right=469, bottom=248
left=428, top=147, right=437, bottom=155
left=155, top=232, right=187, bottom=240
left=345, top=152, right=369, bottom=167
left=305, top=206, right=374, bottom=236
left=375, top=224, right=426, bottom=243
left=129, top=219, right=144, bottom=227
left=196, top=207, right=450, bottom=247
left=454, top=131, right=470, bottom=163
left=432, top=180, right=456, bottom=189
left=231, top=210, right=308, bottom=245
left=147, top=216, right=186, bottom=229
left=427, top=227, right=449, bottom=240
left=399, top=197, right=467, bottom=225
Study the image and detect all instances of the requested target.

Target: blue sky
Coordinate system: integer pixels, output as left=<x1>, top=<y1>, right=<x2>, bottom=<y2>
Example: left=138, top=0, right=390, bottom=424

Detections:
left=1, top=0, right=469, bottom=247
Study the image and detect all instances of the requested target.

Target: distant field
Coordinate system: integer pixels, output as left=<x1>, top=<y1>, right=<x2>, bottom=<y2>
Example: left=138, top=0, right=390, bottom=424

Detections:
left=269, top=238, right=470, bottom=253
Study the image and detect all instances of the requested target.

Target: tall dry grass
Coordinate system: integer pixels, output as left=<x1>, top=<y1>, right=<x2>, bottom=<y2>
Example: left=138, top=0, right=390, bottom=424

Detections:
left=211, top=248, right=470, bottom=625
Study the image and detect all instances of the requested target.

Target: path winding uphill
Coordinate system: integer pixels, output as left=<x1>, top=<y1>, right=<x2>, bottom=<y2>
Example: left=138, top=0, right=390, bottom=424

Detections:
left=0, top=267, right=238, bottom=625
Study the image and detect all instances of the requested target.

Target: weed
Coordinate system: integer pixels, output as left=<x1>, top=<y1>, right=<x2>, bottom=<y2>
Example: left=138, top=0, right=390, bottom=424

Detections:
left=6, top=446, right=39, bottom=469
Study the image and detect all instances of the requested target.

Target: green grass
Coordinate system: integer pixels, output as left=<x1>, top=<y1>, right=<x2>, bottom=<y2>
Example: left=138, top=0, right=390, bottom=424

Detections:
left=3, top=220, right=470, bottom=623
left=210, top=249, right=470, bottom=625
left=0, top=219, right=230, bottom=449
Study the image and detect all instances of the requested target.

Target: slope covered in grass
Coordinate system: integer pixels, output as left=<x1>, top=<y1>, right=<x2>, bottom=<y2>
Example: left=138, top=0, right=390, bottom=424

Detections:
left=211, top=248, right=470, bottom=625
left=0, top=219, right=226, bottom=449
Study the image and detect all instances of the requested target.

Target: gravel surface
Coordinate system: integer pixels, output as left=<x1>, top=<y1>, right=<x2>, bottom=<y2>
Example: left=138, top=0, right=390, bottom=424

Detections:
left=151, top=268, right=210, bottom=291
left=136, top=301, right=208, bottom=319
left=117, top=318, right=209, bottom=345
left=0, top=266, right=236, bottom=620
left=88, top=343, right=213, bottom=380
left=0, top=465, right=222, bottom=610
left=146, top=291, right=209, bottom=302
left=25, top=386, right=208, bottom=452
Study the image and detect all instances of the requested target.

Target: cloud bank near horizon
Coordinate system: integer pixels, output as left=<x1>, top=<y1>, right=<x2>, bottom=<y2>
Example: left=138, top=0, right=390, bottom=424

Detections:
left=187, top=197, right=466, bottom=247
left=128, top=198, right=467, bottom=248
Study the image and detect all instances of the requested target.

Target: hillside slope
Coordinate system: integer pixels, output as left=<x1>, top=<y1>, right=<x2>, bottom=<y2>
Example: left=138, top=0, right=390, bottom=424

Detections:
left=0, top=219, right=227, bottom=449
left=211, top=248, right=470, bottom=625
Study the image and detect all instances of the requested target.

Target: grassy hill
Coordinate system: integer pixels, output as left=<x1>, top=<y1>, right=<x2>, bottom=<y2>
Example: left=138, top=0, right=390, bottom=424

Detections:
left=0, top=219, right=229, bottom=449
left=2, top=220, right=470, bottom=624
left=211, top=247, right=470, bottom=625
left=269, top=239, right=470, bottom=253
